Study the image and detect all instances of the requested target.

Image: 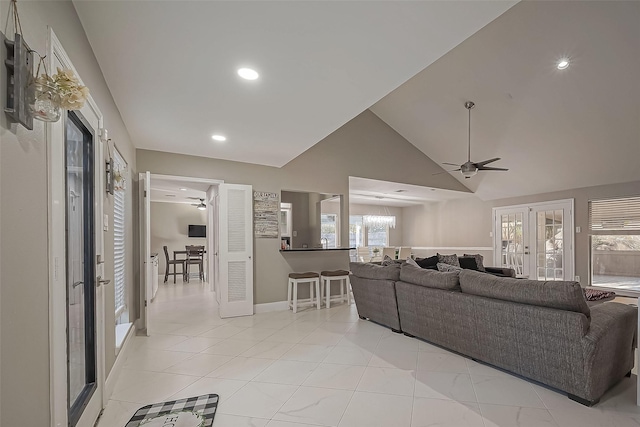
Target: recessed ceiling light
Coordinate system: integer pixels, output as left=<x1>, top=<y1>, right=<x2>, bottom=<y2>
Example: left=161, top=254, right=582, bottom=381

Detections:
left=180, top=188, right=187, bottom=191
left=237, top=68, right=259, bottom=80
left=211, top=134, right=227, bottom=142
left=557, top=58, right=570, bottom=70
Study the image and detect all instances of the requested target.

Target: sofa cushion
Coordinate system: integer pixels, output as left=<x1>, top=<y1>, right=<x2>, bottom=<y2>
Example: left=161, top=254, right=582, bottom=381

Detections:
left=459, top=270, right=590, bottom=318
left=415, top=255, right=438, bottom=269
left=437, top=253, right=460, bottom=267
left=350, top=262, right=401, bottom=281
left=463, top=253, right=486, bottom=272
left=400, top=264, right=461, bottom=290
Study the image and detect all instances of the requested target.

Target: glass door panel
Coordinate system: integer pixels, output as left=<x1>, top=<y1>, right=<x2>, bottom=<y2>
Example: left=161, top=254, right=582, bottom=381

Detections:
left=499, top=211, right=526, bottom=277
left=66, top=111, right=96, bottom=426
left=535, top=209, right=564, bottom=281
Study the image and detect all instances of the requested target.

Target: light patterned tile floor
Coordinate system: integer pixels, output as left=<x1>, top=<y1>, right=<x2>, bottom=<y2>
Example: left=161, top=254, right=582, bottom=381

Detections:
left=97, top=280, right=639, bottom=427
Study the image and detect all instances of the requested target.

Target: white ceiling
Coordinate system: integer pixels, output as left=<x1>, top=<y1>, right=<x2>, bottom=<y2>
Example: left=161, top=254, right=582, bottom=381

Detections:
left=349, top=176, right=473, bottom=208
left=149, top=177, right=208, bottom=204
left=74, top=0, right=515, bottom=167
left=371, top=1, right=640, bottom=200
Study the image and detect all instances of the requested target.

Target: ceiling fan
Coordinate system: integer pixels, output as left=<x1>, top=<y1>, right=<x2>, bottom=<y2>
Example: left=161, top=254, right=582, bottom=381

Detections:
left=188, top=197, right=207, bottom=210
left=434, top=101, right=508, bottom=179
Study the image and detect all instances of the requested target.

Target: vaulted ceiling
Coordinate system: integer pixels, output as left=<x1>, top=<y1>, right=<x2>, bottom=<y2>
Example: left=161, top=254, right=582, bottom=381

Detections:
left=75, top=1, right=639, bottom=201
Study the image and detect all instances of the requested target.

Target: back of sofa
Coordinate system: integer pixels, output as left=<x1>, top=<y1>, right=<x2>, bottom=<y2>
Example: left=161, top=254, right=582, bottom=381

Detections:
left=396, top=265, right=593, bottom=397
left=350, top=262, right=401, bottom=330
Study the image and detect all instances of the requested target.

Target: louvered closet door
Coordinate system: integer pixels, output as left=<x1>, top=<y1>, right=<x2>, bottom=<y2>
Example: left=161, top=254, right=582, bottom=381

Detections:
left=218, top=184, right=254, bottom=318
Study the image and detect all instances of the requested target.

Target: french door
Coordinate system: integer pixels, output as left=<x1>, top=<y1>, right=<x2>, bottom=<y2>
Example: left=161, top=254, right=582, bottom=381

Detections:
left=48, top=30, right=106, bottom=427
left=65, top=112, right=98, bottom=426
left=493, top=199, right=574, bottom=281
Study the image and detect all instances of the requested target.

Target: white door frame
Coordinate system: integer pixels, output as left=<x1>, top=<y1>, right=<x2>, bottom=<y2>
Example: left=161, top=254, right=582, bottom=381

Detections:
left=493, top=198, right=575, bottom=281
left=138, top=174, right=223, bottom=332
left=47, top=28, right=106, bottom=427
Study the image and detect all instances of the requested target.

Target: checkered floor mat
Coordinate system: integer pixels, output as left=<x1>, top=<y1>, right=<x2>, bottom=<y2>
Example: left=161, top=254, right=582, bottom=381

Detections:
left=124, top=394, right=218, bottom=427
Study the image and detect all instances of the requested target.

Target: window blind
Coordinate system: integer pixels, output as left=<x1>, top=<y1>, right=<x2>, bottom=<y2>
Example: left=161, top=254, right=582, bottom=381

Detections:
left=113, top=150, right=127, bottom=316
left=589, top=196, right=640, bottom=232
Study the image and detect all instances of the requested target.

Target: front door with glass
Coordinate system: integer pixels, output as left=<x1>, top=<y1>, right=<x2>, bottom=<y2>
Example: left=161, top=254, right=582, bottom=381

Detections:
left=66, top=111, right=97, bottom=427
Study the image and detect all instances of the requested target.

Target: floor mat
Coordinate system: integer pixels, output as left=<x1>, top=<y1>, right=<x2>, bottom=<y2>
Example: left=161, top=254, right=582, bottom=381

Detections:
left=124, top=394, right=218, bottom=427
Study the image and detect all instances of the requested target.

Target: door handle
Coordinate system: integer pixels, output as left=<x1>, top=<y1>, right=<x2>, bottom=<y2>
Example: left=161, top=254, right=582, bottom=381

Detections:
left=96, top=276, right=111, bottom=287
left=72, top=281, right=83, bottom=289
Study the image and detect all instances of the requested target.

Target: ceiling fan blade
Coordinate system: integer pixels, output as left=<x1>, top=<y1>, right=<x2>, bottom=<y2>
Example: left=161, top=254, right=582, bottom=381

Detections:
left=442, top=162, right=460, bottom=167
left=474, top=157, right=501, bottom=167
left=186, top=197, right=202, bottom=200
left=432, top=169, right=461, bottom=175
left=477, top=166, right=509, bottom=171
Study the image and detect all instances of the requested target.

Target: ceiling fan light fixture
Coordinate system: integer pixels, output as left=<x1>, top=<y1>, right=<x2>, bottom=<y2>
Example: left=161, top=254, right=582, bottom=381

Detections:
left=197, top=203, right=206, bottom=210
left=462, top=169, right=477, bottom=178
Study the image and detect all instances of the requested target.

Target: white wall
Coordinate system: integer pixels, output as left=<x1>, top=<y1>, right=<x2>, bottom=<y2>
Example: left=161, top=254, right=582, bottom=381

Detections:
left=150, top=202, right=207, bottom=276
left=0, top=1, right=136, bottom=424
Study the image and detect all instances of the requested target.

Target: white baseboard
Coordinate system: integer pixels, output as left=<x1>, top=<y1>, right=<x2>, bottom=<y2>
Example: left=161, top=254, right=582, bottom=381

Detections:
left=254, top=300, right=288, bottom=314
left=105, top=323, right=135, bottom=401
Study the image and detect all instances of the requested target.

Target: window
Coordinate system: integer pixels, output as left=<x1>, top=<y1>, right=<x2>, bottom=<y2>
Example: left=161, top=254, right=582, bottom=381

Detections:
left=589, top=196, right=640, bottom=293
left=349, top=215, right=391, bottom=248
left=321, top=214, right=338, bottom=248
left=113, top=149, right=127, bottom=319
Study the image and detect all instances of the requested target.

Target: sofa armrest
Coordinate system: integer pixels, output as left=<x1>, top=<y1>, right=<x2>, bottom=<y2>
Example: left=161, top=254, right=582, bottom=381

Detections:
left=580, top=302, right=637, bottom=401
left=484, top=267, right=516, bottom=278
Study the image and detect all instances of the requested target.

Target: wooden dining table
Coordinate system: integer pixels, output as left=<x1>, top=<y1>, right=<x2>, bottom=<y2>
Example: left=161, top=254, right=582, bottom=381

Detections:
left=173, top=249, right=207, bottom=281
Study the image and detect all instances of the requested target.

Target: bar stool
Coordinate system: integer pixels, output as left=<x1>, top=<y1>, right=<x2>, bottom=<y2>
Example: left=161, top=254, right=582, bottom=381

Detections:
left=288, top=272, right=321, bottom=313
left=320, top=270, right=351, bottom=308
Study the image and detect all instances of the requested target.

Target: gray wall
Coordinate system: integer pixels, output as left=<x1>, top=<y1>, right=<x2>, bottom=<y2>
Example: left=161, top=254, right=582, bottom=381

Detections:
left=0, top=1, right=136, bottom=425
left=402, top=180, right=640, bottom=285
left=137, top=110, right=467, bottom=305
left=151, top=202, right=207, bottom=276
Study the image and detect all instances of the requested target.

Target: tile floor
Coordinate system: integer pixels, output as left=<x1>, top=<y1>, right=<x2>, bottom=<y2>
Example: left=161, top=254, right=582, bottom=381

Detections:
left=98, top=280, right=640, bottom=427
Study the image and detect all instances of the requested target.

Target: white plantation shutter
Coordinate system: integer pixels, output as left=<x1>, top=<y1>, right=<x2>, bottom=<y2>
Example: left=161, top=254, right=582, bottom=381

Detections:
left=113, top=150, right=127, bottom=316
left=589, top=196, right=640, bottom=233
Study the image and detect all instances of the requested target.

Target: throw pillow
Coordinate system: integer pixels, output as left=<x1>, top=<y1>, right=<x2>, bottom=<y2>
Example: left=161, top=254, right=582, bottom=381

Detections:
left=458, top=256, right=479, bottom=271
left=381, top=255, right=404, bottom=266
left=405, top=257, right=420, bottom=268
left=437, top=262, right=463, bottom=272
left=463, top=253, right=486, bottom=272
left=437, top=253, right=460, bottom=267
left=415, top=255, right=438, bottom=270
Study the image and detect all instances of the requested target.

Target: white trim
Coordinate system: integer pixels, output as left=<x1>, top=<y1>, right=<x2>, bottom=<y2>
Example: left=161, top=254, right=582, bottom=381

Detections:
left=105, top=324, right=135, bottom=401
left=47, top=27, right=105, bottom=427
left=254, top=301, right=289, bottom=313
left=149, top=173, right=224, bottom=185
left=411, top=247, right=493, bottom=251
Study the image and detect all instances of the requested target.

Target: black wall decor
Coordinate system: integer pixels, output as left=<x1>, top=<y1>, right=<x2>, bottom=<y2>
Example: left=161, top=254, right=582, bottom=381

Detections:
left=4, top=32, right=34, bottom=130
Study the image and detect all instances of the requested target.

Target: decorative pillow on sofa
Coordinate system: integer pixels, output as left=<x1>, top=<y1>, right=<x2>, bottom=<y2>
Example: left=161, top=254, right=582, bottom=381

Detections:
left=437, top=253, right=460, bottom=267
left=437, top=262, right=463, bottom=272
left=415, top=255, right=438, bottom=270
left=405, top=257, right=420, bottom=268
left=381, top=255, right=405, bottom=266
left=463, top=253, right=486, bottom=272
left=458, top=256, right=479, bottom=271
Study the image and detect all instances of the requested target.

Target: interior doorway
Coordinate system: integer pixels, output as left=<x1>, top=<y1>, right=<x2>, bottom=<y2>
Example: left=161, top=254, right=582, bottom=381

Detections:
left=138, top=174, right=222, bottom=335
left=493, top=199, right=575, bottom=281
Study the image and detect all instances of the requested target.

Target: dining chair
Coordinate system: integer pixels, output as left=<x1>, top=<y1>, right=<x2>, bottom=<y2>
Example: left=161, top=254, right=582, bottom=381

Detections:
left=398, top=247, right=412, bottom=260
left=163, top=245, right=185, bottom=284
left=356, top=246, right=370, bottom=262
left=185, top=245, right=205, bottom=282
left=382, top=247, right=396, bottom=260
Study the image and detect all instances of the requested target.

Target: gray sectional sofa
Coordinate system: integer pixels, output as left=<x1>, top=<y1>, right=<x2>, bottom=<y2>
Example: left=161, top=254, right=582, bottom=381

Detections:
left=349, top=261, right=638, bottom=406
